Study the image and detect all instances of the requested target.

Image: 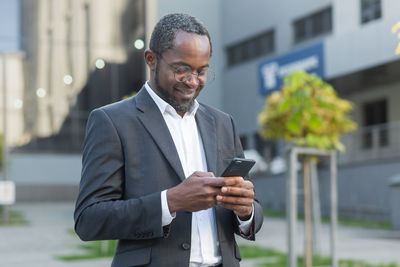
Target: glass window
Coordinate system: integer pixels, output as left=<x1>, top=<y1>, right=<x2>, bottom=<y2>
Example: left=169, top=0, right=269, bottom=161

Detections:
left=361, top=0, right=382, bottom=24
left=226, top=30, right=274, bottom=67
left=362, top=99, right=388, bottom=148
left=312, top=8, right=332, bottom=36
left=294, top=19, right=307, bottom=43
left=293, top=7, right=332, bottom=44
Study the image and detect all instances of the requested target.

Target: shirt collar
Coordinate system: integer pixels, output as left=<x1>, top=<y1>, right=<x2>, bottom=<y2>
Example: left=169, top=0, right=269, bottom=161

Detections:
left=144, top=81, right=199, bottom=117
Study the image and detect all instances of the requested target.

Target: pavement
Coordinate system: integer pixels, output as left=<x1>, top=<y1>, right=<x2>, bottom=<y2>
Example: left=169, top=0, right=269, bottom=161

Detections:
left=1, top=202, right=400, bottom=267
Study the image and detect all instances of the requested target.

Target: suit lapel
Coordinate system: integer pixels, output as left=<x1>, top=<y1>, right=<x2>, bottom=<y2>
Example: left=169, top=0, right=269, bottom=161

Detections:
left=196, top=105, right=217, bottom=175
left=135, top=88, right=186, bottom=181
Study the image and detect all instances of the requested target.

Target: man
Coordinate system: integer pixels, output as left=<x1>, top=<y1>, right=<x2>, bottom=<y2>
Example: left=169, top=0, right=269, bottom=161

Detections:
left=74, top=13, right=263, bottom=267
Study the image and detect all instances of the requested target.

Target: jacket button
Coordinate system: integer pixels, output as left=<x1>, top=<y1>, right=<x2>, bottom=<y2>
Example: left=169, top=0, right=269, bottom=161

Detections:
left=181, top=243, right=190, bottom=250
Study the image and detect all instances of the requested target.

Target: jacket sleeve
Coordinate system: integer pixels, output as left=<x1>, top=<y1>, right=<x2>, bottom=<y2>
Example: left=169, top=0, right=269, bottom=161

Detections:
left=230, top=115, right=264, bottom=240
left=74, top=108, right=165, bottom=241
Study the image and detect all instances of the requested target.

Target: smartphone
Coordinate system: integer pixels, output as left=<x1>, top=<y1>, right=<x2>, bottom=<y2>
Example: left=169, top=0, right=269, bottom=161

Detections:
left=220, top=158, right=256, bottom=177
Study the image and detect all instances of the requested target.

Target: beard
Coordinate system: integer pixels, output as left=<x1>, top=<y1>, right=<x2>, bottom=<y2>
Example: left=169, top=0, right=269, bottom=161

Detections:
left=154, top=63, right=199, bottom=113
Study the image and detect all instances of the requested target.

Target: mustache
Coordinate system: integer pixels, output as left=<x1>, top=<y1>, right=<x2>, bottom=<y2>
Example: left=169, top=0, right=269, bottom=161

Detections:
left=175, top=82, right=202, bottom=90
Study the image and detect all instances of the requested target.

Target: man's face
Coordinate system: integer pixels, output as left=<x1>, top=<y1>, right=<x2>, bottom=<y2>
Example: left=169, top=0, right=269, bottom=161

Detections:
left=152, top=31, right=211, bottom=115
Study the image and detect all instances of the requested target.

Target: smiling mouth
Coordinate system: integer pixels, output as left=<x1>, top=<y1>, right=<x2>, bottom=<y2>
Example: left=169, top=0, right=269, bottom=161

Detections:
left=175, top=87, right=196, bottom=96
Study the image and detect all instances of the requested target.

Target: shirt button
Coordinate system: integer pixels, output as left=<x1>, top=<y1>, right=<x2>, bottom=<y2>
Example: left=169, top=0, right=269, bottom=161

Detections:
left=181, top=242, right=190, bottom=250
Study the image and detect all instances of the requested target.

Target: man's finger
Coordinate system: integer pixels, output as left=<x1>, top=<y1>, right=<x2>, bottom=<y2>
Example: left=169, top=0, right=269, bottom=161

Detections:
left=221, top=176, right=244, bottom=186
left=202, top=177, right=227, bottom=187
left=216, top=195, right=253, bottom=206
left=192, top=171, right=215, bottom=177
left=221, top=187, right=254, bottom=198
left=242, top=180, right=254, bottom=189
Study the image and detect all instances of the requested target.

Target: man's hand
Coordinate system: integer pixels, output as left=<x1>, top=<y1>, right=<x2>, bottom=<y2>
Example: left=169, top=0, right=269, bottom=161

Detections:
left=216, top=176, right=254, bottom=221
left=167, top=171, right=226, bottom=213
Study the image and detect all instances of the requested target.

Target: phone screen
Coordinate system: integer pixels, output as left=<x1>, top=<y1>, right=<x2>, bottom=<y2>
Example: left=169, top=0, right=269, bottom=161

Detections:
left=220, top=158, right=256, bottom=177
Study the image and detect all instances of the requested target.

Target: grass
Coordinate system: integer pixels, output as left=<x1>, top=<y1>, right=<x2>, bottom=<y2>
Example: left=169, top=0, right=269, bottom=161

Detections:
left=57, top=240, right=118, bottom=261
left=59, top=239, right=398, bottom=267
left=263, top=208, right=286, bottom=218
left=239, top=245, right=398, bottom=267
left=263, top=208, right=391, bottom=230
left=239, top=245, right=332, bottom=267
left=335, top=217, right=391, bottom=230
left=0, top=206, right=27, bottom=226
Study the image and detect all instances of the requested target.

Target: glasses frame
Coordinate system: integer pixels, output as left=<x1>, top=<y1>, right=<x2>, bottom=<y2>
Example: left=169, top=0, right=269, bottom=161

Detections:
left=156, top=54, right=214, bottom=85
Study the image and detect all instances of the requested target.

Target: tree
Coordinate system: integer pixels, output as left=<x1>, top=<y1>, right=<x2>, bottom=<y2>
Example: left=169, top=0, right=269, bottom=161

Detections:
left=392, top=21, right=400, bottom=55
left=257, top=71, right=356, bottom=267
left=258, top=71, right=356, bottom=152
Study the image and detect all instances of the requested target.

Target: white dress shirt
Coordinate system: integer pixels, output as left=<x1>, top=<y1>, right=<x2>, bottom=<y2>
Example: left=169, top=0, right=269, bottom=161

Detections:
left=144, top=83, right=253, bottom=267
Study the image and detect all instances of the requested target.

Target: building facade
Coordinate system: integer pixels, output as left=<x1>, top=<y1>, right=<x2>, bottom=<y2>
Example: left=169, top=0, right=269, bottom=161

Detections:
left=152, top=0, right=400, bottom=223
left=219, top=0, right=400, bottom=165
left=151, top=0, right=400, bottom=165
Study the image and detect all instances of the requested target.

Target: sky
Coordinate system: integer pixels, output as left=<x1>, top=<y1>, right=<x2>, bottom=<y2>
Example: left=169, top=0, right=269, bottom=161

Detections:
left=0, top=0, right=19, bottom=52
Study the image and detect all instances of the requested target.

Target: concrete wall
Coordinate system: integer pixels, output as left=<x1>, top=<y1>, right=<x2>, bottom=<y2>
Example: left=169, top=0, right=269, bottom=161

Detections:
left=16, top=184, right=78, bottom=202
left=1, top=153, right=81, bottom=202
left=4, top=153, right=81, bottom=185
left=252, top=159, right=400, bottom=223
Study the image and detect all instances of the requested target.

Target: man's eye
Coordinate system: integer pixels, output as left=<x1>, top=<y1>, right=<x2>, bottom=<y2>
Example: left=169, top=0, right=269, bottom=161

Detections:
left=175, top=67, right=190, bottom=75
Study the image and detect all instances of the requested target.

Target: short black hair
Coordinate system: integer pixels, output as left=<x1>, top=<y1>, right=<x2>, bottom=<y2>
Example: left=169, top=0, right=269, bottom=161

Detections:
left=149, top=13, right=212, bottom=57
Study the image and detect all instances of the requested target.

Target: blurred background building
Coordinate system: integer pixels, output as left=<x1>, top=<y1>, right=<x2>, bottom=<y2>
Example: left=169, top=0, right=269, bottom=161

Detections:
left=1, top=0, right=146, bottom=152
left=219, top=0, right=400, bottom=166
left=1, top=0, right=400, bottom=225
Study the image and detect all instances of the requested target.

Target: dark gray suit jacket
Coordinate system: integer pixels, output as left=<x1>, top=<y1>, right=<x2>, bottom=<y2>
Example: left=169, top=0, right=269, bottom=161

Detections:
left=74, top=87, right=263, bottom=267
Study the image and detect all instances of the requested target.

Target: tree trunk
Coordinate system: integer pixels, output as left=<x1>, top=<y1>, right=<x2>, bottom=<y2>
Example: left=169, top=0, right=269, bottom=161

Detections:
left=303, top=158, right=312, bottom=267
left=310, top=159, right=322, bottom=255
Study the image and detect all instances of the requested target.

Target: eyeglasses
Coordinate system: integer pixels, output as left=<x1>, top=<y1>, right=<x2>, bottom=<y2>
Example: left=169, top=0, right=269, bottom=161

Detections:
left=157, top=55, right=215, bottom=85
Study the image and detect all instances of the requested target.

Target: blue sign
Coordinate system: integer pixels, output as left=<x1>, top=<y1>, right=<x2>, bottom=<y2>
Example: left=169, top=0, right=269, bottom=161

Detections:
left=258, top=42, right=324, bottom=96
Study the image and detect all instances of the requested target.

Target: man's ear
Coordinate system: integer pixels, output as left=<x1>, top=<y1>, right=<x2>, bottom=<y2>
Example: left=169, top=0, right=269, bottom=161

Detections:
left=144, top=49, right=157, bottom=71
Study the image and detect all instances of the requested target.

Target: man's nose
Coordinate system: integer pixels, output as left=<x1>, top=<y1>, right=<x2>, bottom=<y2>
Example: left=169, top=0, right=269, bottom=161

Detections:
left=185, top=74, right=200, bottom=88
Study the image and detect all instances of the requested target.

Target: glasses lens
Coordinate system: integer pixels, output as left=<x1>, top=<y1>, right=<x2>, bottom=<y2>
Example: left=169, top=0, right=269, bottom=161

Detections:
left=174, top=67, right=215, bottom=85
left=174, top=67, right=191, bottom=82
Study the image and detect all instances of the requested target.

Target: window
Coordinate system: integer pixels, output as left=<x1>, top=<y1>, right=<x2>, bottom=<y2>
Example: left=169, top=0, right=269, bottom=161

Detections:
left=226, top=30, right=274, bottom=67
left=362, top=99, right=388, bottom=149
left=293, top=7, right=332, bottom=44
left=361, top=0, right=381, bottom=24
